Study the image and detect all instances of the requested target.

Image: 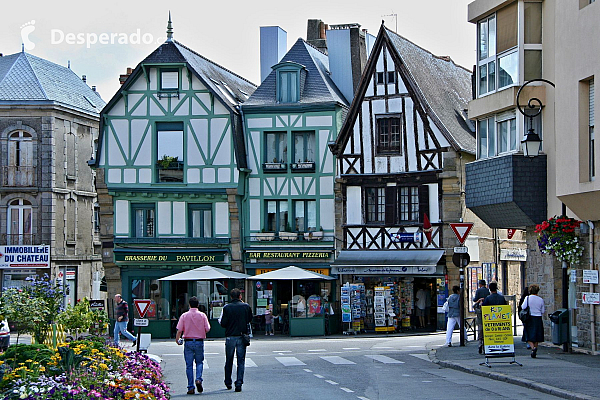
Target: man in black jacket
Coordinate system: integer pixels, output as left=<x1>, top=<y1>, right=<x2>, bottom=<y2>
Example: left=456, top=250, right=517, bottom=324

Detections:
left=219, top=288, right=252, bottom=392
left=482, top=282, right=507, bottom=306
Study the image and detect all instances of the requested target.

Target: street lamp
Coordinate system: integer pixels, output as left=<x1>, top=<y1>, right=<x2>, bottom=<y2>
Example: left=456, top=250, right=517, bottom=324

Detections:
left=516, top=79, right=555, bottom=158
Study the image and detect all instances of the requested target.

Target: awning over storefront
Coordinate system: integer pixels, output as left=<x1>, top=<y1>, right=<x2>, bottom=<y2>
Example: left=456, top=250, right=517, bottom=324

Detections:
left=330, top=250, right=445, bottom=275
left=247, top=266, right=335, bottom=281
left=158, top=266, right=250, bottom=281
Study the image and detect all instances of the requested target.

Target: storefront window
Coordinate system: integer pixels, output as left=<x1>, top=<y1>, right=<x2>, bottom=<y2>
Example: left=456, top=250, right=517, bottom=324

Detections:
left=130, top=279, right=169, bottom=320
left=196, top=280, right=229, bottom=319
left=290, top=281, right=325, bottom=318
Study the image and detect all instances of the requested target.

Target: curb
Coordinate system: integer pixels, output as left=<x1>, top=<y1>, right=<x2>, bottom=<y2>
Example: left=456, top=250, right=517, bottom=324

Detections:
left=428, top=349, right=598, bottom=400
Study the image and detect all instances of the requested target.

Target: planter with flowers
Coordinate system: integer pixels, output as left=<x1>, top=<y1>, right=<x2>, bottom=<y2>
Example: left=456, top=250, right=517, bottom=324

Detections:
left=535, top=216, right=584, bottom=264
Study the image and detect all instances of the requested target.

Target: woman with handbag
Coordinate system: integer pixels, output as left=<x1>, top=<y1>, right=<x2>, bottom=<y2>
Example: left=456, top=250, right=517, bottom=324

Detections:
left=517, top=286, right=530, bottom=348
left=522, top=284, right=545, bottom=358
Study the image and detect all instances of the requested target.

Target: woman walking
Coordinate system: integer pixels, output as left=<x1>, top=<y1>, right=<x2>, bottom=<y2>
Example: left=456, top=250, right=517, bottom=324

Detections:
left=518, top=286, right=530, bottom=348
left=444, top=286, right=462, bottom=347
left=522, top=284, right=545, bottom=358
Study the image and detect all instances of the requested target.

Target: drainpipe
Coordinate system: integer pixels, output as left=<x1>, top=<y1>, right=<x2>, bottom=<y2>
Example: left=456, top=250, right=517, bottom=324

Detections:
left=588, top=220, right=596, bottom=355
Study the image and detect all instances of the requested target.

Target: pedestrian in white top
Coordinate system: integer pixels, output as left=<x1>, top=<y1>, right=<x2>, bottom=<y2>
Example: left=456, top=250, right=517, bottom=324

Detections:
left=522, top=284, right=545, bottom=358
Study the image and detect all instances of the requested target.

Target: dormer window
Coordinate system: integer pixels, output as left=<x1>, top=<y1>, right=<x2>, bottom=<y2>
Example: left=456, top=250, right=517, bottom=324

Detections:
left=160, top=69, right=179, bottom=90
left=272, top=61, right=305, bottom=103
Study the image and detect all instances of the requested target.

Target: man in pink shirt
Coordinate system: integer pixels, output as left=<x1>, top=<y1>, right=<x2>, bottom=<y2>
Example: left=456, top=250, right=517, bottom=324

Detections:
left=176, top=296, right=211, bottom=395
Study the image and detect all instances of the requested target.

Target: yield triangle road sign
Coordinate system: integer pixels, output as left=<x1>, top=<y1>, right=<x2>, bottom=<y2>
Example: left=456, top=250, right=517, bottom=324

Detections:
left=449, top=223, right=474, bottom=244
left=134, top=299, right=152, bottom=318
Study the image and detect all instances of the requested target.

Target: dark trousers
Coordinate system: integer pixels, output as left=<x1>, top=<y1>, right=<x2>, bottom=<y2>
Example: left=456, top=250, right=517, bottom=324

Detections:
left=224, top=336, right=247, bottom=388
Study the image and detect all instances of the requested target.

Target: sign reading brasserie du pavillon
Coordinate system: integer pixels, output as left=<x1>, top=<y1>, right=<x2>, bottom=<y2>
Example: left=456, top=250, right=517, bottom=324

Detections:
left=115, top=251, right=225, bottom=263
left=247, top=251, right=332, bottom=259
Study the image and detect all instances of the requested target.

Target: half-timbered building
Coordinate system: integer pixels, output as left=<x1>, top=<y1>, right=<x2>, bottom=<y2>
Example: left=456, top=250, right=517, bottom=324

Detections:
left=94, top=20, right=256, bottom=338
left=329, top=25, right=477, bottom=332
left=241, top=27, right=351, bottom=335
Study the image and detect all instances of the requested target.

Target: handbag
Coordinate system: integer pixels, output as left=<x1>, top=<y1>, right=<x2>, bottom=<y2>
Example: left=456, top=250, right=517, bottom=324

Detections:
left=519, top=296, right=531, bottom=322
left=442, top=299, right=449, bottom=313
left=241, top=323, right=251, bottom=346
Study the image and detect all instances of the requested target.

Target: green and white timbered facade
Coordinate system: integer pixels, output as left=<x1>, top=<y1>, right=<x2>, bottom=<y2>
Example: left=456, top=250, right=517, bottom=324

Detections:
left=95, top=31, right=256, bottom=337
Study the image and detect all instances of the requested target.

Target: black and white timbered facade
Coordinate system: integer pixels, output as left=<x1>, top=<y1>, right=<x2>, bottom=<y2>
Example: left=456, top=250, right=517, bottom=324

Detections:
left=330, top=25, right=475, bottom=264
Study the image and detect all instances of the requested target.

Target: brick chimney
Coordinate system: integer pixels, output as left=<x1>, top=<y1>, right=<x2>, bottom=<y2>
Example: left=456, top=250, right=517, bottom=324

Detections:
left=307, top=19, right=328, bottom=53
left=119, top=67, right=133, bottom=85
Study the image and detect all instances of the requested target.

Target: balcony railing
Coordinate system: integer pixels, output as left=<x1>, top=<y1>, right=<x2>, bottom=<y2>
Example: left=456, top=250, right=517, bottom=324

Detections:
left=0, top=233, right=37, bottom=245
left=342, top=224, right=442, bottom=250
left=245, top=233, right=335, bottom=246
left=2, top=166, right=35, bottom=186
left=114, top=237, right=230, bottom=246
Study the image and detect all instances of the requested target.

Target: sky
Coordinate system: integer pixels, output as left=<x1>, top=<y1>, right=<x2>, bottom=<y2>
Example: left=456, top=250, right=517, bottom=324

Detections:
left=1, top=0, right=476, bottom=102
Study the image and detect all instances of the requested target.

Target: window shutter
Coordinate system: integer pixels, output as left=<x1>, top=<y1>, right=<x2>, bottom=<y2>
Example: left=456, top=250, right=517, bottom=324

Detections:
left=418, top=185, right=430, bottom=223
left=385, top=187, right=397, bottom=225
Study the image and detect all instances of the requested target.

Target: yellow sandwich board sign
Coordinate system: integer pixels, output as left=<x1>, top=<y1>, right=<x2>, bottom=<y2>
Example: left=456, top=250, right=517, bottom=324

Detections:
left=479, top=305, right=521, bottom=367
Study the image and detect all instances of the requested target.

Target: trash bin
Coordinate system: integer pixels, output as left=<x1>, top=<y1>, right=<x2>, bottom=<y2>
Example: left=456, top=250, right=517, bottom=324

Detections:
left=549, top=309, right=568, bottom=345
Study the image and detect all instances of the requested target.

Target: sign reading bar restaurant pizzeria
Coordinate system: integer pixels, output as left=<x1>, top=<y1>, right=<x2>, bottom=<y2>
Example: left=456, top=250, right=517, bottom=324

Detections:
left=0, top=245, right=50, bottom=269
left=114, top=251, right=225, bottom=263
left=247, top=251, right=331, bottom=259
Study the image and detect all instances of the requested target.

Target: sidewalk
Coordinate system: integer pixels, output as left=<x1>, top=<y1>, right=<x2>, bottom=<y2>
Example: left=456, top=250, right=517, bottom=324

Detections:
left=430, top=337, right=600, bottom=400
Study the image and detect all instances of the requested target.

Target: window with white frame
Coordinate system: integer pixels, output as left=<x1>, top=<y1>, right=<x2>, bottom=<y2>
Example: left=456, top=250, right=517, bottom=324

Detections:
left=478, top=110, right=542, bottom=159
left=132, top=203, right=155, bottom=238
left=8, top=199, right=32, bottom=245
left=278, top=71, right=298, bottom=103
left=477, top=2, right=542, bottom=97
left=161, top=69, right=179, bottom=90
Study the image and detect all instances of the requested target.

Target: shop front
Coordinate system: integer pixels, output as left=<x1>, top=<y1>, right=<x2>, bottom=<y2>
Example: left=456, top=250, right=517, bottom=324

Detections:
left=113, top=248, right=233, bottom=339
left=0, top=245, right=50, bottom=291
left=331, top=250, right=447, bottom=334
left=247, top=266, right=336, bottom=336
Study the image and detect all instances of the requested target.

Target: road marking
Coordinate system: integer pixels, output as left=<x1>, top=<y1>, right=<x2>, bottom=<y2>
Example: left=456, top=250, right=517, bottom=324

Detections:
left=203, top=360, right=209, bottom=369
left=407, top=345, right=421, bottom=348
left=343, top=347, right=360, bottom=350
left=325, top=380, right=338, bottom=385
left=161, top=353, right=181, bottom=356
left=365, top=355, right=404, bottom=364
left=245, top=358, right=257, bottom=368
left=402, top=374, right=411, bottom=377
left=341, top=388, right=354, bottom=393
left=320, top=356, right=356, bottom=365
left=205, top=352, right=220, bottom=355
left=372, top=346, right=394, bottom=349
left=308, top=349, right=327, bottom=352
left=275, top=357, right=306, bottom=366
left=409, top=353, right=431, bottom=362
left=247, top=351, right=256, bottom=354
left=422, top=381, right=432, bottom=383
left=314, top=374, right=325, bottom=379
left=303, top=369, right=312, bottom=373
left=273, top=350, right=292, bottom=353
left=357, top=397, right=371, bottom=400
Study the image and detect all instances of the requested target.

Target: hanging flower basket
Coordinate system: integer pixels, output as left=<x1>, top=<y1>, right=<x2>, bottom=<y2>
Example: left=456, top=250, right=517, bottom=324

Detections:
left=535, top=216, right=584, bottom=264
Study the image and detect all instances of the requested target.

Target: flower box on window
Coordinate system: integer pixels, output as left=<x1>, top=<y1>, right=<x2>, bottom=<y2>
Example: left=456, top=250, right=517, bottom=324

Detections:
left=262, top=162, right=287, bottom=172
left=303, top=231, right=324, bottom=241
left=290, top=162, right=315, bottom=172
left=255, top=232, right=276, bottom=241
left=278, top=231, right=298, bottom=241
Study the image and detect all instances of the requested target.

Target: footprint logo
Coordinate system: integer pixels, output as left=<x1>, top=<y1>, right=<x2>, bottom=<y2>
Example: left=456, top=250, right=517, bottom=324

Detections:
left=20, top=20, right=36, bottom=51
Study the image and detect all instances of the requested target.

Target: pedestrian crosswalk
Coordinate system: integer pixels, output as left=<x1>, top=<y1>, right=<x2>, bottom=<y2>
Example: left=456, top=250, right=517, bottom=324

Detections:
left=195, top=353, right=412, bottom=369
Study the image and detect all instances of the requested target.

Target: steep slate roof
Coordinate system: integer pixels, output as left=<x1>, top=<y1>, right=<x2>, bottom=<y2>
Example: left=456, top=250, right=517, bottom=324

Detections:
left=243, top=38, right=349, bottom=108
left=333, top=25, right=474, bottom=155
left=99, top=39, right=257, bottom=169
left=384, top=28, right=475, bottom=154
left=0, top=51, right=106, bottom=115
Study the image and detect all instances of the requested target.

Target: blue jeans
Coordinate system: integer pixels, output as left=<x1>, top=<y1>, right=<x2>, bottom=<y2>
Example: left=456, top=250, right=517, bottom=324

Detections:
left=113, top=321, right=136, bottom=345
left=224, top=336, right=247, bottom=388
left=184, top=340, right=205, bottom=390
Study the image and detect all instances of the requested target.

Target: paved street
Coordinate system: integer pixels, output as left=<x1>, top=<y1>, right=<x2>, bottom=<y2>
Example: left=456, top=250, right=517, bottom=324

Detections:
left=152, top=333, right=561, bottom=399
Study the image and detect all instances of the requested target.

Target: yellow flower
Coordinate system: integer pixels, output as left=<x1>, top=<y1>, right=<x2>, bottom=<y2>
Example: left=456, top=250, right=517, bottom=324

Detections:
left=99, top=363, right=108, bottom=370
left=25, top=359, right=33, bottom=363
left=39, top=366, right=46, bottom=372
